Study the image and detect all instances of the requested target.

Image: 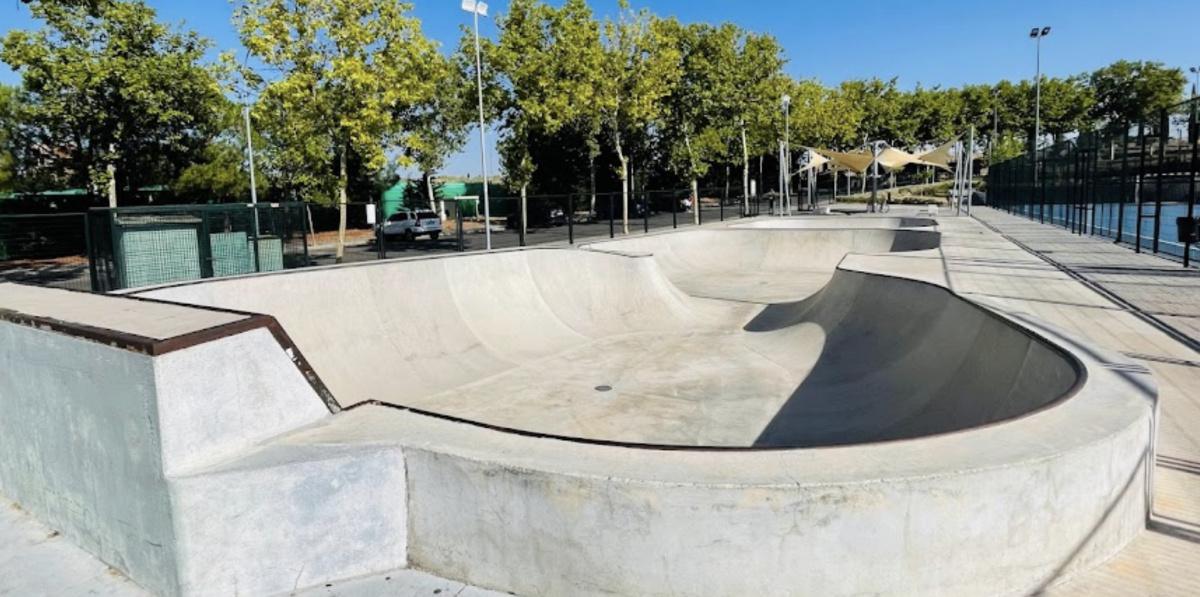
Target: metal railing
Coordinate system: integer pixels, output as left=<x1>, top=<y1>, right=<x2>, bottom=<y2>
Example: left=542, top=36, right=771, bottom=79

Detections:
left=988, top=96, right=1200, bottom=266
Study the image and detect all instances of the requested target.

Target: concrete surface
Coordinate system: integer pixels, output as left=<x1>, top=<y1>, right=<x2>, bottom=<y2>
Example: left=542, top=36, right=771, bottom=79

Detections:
left=0, top=213, right=1158, bottom=595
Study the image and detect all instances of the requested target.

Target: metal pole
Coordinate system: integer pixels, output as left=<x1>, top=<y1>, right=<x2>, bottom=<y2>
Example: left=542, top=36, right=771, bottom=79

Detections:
left=966, top=126, right=975, bottom=217
left=1154, top=109, right=1167, bottom=253
left=244, top=106, right=263, bottom=272
left=1186, top=99, right=1198, bottom=267
left=1117, top=124, right=1129, bottom=244
left=784, top=100, right=791, bottom=215
left=1034, top=35, right=1042, bottom=162
left=472, top=7, right=492, bottom=251
left=871, top=143, right=879, bottom=214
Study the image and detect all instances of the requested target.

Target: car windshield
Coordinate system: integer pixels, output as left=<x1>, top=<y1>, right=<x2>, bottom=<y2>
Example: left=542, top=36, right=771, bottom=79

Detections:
left=417, top=211, right=439, bottom=220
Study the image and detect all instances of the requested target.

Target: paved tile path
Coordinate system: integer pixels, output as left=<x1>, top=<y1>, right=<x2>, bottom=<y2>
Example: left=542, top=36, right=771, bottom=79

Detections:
left=957, top=208, right=1200, bottom=596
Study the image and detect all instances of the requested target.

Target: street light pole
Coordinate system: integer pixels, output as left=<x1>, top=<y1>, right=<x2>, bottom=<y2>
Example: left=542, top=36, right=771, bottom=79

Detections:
left=782, top=94, right=791, bottom=216
left=1030, top=26, right=1051, bottom=197
left=463, top=0, right=491, bottom=250
left=1190, top=66, right=1199, bottom=97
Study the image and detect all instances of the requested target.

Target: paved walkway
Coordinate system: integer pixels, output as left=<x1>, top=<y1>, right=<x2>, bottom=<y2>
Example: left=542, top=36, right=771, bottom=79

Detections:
left=953, top=208, right=1200, bottom=596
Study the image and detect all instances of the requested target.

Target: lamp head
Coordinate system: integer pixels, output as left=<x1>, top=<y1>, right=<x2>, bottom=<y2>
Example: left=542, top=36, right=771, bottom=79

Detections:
left=461, top=0, right=488, bottom=16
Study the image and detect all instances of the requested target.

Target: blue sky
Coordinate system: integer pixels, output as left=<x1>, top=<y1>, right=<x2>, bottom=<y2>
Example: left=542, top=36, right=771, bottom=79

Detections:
left=3, top=0, right=1197, bottom=176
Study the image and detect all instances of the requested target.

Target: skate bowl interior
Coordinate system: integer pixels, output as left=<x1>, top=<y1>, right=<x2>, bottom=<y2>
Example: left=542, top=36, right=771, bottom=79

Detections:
left=137, top=226, right=1078, bottom=448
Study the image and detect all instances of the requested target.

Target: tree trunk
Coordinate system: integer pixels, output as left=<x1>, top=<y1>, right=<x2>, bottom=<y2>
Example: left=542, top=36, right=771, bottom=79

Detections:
left=614, top=131, right=629, bottom=235
left=758, top=154, right=764, bottom=199
left=691, top=179, right=699, bottom=226
left=723, top=164, right=730, bottom=203
left=335, top=149, right=348, bottom=264
left=589, top=155, right=596, bottom=222
left=620, top=158, right=629, bottom=235
left=741, top=125, right=750, bottom=215
left=424, top=171, right=436, bottom=210
left=106, top=143, right=118, bottom=208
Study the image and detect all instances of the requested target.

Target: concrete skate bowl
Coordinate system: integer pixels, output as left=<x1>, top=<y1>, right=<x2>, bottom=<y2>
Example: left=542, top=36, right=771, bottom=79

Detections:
left=581, top=227, right=940, bottom=303
left=133, top=229, right=1074, bottom=449
left=0, top=220, right=1156, bottom=596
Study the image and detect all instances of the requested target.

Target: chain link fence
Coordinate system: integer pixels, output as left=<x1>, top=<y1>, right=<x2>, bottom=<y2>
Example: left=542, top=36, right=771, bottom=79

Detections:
left=989, top=96, right=1200, bottom=266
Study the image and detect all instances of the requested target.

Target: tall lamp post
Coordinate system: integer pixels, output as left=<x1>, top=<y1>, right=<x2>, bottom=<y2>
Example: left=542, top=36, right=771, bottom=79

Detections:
left=782, top=94, right=791, bottom=216
left=463, top=0, right=492, bottom=250
left=1030, top=26, right=1050, bottom=196
left=1190, top=66, right=1199, bottom=97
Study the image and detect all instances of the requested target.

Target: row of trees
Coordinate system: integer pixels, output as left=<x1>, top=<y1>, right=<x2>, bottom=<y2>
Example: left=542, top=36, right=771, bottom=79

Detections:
left=0, top=0, right=1191, bottom=251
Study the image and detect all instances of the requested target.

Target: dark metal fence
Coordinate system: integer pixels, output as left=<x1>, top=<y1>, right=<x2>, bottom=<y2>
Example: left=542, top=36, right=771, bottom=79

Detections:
left=0, top=213, right=92, bottom=291
left=989, top=96, right=1200, bottom=266
left=86, top=202, right=309, bottom=292
left=2, top=189, right=769, bottom=293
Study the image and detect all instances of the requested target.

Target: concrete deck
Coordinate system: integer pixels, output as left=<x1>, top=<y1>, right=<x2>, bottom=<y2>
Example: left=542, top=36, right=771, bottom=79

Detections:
left=948, top=208, right=1200, bottom=596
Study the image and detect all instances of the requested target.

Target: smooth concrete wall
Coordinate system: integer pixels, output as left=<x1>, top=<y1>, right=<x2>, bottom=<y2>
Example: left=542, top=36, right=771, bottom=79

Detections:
left=0, top=322, right=179, bottom=596
left=169, top=444, right=407, bottom=596
left=0, top=313, right=358, bottom=596
left=744, top=270, right=1080, bottom=446
left=587, top=228, right=939, bottom=276
left=139, top=249, right=738, bottom=410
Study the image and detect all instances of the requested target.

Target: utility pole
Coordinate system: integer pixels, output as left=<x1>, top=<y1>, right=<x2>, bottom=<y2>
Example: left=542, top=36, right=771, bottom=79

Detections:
left=966, top=126, right=975, bottom=217
left=1030, top=26, right=1051, bottom=189
left=244, top=106, right=260, bottom=238
left=782, top=94, right=791, bottom=216
left=463, top=0, right=491, bottom=250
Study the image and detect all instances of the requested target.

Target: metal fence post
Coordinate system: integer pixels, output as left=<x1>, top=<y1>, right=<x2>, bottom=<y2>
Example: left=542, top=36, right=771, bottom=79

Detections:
left=1153, top=109, right=1167, bottom=253
left=253, top=205, right=264, bottom=271
left=1136, top=119, right=1147, bottom=253
left=456, top=201, right=465, bottom=252
left=642, top=191, right=649, bottom=233
left=608, top=193, right=614, bottom=238
left=567, top=194, right=574, bottom=245
left=1118, top=124, right=1130, bottom=244
left=1186, top=98, right=1199, bottom=267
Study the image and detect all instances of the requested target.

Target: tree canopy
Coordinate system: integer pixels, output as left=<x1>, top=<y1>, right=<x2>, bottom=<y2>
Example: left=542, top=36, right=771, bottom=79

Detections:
left=0, top=0, right=1191, bottom=208
left=1, top=0, right=227, bottom=204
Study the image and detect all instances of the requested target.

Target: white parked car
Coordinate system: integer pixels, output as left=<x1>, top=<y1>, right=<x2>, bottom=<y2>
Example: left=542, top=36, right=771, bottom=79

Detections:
left=382, top=209, right=442, bottom=241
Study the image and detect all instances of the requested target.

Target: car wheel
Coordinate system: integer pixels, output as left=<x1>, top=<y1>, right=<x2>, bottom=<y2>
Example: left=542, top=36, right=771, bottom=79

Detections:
left=430, top=232, right=440, bottom=241
left=403, top=229, right=415, bottom=242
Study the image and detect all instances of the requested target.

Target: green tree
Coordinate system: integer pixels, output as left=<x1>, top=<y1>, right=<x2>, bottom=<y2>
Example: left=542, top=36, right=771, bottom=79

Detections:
left=839, top=78, right=908, bottom=145
left=491, top=0, right=601, bottom=234
left=730, top=32, right=785, bottom=214
left=598, top=2, right=679, bottom=231
left=1038, top=76, right=1094, bottom=143
left=405, top=53, right=472, bottom=213
left=172, top=102, right=267, bottom=203
left=235, top=0, right=441, bottom=261
left=658, top=20, right=737, bottom=224
left=1090, top=60, right=1186, bottom=126
left=0, top=84, right=17, bottom=193
left=1, top=0, right=226, bottom=205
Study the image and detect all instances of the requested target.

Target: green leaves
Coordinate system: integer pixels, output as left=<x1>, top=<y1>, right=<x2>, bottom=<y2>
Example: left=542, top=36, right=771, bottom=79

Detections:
left=1, top=0, right=226, bottom=200
left=1090, top=60, right=1186, bottom=126
left=235, top=0, right=442, bottom=203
